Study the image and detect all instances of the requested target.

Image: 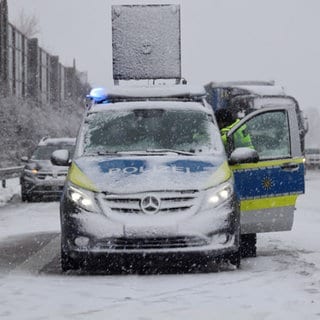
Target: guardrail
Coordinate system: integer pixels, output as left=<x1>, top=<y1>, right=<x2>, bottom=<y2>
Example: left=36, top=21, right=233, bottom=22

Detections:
left=0, top=166, right=23, bottom=188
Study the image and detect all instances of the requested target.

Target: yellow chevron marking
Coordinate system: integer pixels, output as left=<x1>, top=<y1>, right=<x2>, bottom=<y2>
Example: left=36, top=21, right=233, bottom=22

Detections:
left=67, top=162, right=99, bottom=192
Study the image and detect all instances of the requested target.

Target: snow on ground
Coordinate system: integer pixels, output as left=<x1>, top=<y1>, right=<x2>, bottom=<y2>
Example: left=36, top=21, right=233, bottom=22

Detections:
left=0, top=178, right=60, bottom=239
left=0, top=172, right=320, bottom=319
left=0, top=178, right=20, bottom=207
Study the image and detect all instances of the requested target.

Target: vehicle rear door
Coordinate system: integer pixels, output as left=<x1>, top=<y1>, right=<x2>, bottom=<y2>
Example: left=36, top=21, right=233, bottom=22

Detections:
left=226, top=105, right=305, bottom=234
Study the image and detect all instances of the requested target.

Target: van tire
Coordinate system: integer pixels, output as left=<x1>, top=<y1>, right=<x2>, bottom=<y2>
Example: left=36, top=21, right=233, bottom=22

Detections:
left=61, top=250, right=82, bottom=272
left=21, top=192, right=29, bottom=202
left=21, top=184, right=30, bottom=202
left=224, top=249, right=241, bottom=268
left=240, top=233, right=257, bottom=258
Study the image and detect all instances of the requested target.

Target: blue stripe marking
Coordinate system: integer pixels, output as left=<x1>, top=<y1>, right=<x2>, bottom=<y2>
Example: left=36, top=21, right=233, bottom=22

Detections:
left=233, top=163, right=305, bottom=199
left=166, top=160, right=215, bottom=173
left=98, top=159, right=146, bottom=175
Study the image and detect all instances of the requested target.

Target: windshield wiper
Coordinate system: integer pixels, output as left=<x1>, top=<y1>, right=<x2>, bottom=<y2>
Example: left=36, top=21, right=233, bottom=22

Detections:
left=96, top=150, right=149, bottom=156
left=97, top=151, right=121, bottom=156
left=87, top=149, right=195, bottom=156
left=146, top=148, right=195, bottom=156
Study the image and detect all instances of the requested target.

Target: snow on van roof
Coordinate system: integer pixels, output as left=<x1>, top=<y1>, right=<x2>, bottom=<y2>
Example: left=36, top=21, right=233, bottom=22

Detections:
left=38, top=137, right=76, bottom=146
left=231, top=85, right=286, bottom=96
left=207, top=81, right=285, bottom=96
left=89, top=100, right=211, bottom=114
left=105, top=85, right=206, bottom=99
left=208, top=80, right=276, bottom=87
left=251, top=96, right=297, bottom=107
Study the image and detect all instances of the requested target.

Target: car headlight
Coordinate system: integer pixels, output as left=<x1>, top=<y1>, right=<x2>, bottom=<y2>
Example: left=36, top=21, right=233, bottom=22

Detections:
left=24, top=168, right=38, bottom=177
left=66, top=183, right=100, bottom=212
left=202, top=181, right=234, bottom=210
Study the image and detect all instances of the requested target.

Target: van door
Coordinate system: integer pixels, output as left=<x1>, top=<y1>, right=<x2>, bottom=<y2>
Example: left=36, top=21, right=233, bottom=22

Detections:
left=226, top=106, right=305, bottom=234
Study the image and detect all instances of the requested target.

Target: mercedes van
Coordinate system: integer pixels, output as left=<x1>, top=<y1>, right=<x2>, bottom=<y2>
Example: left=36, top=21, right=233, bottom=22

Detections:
left=55, top=86, right=258, bottom=272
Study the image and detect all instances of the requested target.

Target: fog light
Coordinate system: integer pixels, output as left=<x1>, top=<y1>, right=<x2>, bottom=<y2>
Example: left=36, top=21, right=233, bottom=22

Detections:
left=74, top=236, right=90, bottom=247
left=208, top=195, right=219, bottom=204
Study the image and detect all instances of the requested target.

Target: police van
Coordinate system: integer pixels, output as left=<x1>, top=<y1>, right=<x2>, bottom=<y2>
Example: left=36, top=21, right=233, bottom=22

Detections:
left=53, top=4, right=306, bottom=270
left=53, top=85, right=261, bottom=272
left=205, top=81, right=306, bottom=256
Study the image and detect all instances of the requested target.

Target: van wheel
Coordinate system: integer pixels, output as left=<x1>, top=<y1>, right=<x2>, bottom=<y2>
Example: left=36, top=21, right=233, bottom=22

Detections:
left=21, top=192, right=29, bottom=202
left=61, top=250, right=82, bottom=272
left=240, top=233, right=257, bottom=258
left=21, top=185, right=30, bottom=202
left=224, top=249, right=241, bottom=268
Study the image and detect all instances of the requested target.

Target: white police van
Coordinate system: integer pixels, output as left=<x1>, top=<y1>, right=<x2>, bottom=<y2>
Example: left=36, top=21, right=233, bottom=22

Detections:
left=53, top=85, right=259, bottom=272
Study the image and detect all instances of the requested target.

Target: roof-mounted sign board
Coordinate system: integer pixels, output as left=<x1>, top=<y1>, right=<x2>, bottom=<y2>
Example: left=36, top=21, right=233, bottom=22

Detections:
left=112, top=4, right=181, bottom=80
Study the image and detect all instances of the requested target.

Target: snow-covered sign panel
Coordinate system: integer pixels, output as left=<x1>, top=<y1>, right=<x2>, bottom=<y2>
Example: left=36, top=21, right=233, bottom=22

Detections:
left=112, top=4, right=181, bottom=80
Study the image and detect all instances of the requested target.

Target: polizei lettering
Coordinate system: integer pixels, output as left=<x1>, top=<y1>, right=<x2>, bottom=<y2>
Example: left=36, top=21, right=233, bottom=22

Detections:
left=98, top=159, right=215, bottom=174
left=107, top=165, right=191, bottom=174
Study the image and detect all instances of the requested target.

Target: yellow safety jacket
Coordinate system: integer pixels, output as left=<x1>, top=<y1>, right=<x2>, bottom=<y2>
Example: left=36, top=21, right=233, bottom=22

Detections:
left=220, top=119, right=253, bottom=148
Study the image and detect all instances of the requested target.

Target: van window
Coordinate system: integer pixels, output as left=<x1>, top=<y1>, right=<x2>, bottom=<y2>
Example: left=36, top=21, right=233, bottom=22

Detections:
left=232, top=111, right=291, bottom=160
left=83, top=109, right=220, bottom=154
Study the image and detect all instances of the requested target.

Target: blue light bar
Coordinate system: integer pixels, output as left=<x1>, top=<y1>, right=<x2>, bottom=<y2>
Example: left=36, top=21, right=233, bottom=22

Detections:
left=87, top=87, right=108, bottom=104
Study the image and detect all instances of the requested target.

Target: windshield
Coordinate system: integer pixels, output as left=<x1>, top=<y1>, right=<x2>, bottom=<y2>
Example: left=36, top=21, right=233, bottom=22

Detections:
left=83, top=109, right=220, bottom=155
left=31, top=144, right=75, bottom=160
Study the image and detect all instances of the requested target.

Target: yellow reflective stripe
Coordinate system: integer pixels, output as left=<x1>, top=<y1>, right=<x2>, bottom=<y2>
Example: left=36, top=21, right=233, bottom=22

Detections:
left=67, top=162, right=99, bottom=192
left=241, top=195, right=298, bottom=211
left=231, top=157, right=304, bottom=170
left=204, top=161, right=232, bottom=188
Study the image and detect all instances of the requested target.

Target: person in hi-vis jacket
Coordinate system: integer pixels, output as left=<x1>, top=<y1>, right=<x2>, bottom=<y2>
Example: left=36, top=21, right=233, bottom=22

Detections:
left=215, top=108, right=253, bottom=149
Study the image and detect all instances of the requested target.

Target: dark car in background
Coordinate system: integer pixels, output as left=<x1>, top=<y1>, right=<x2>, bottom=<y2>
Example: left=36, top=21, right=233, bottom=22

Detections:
left=20, top=137, right=76, bottom=202
left=305, top=148, right=320, bottom=169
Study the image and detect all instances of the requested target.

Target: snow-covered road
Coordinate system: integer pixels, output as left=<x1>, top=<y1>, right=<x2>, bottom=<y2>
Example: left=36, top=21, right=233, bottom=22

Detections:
left=0, top=173, right=320, bottom=320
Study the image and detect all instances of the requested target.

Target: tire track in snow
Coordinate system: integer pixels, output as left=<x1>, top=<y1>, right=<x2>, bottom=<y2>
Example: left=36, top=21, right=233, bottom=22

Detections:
left=9, top=234, right=60, bottom=275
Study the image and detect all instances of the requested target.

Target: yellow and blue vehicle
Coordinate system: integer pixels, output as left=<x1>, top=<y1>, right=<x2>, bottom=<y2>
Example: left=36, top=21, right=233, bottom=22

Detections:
left=55, top=85, right=262, bottom=272
left=55, top=83, right=306, bottom=271
left=205, top=81, right=307, bottom=256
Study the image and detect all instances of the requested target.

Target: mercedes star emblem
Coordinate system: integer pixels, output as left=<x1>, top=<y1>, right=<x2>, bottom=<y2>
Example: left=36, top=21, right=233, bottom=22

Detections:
left=140, top=195, right=161, bottom=214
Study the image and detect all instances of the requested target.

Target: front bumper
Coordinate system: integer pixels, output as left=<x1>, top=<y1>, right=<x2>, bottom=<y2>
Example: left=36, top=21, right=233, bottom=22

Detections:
left=60, top=194, right=240, bottom=259
left=65, top=237, right=238, bottom=272
left=21, top=175, right=66, bottom=198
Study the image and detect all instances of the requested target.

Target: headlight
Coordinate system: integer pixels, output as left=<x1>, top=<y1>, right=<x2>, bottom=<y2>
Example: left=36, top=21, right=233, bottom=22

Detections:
left=66, top=183, right=100, bottom=212
left=24, top=168, right=38, bottom=177
left=202, top=181, right=233, bottom=210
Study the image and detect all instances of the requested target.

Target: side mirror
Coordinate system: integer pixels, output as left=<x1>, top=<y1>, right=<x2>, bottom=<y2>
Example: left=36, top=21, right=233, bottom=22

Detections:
left=229, top=147, right=259, bottom=165
left=21, top=156, right=29, bottom=163
left=51, top=149, right=70, bottom=166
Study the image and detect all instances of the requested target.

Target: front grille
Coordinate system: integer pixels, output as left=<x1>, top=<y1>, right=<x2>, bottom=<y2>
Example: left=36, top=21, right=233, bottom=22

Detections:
left=95, top=236, right=208, bottom=250
left=37, top=172, right=67, bottom=180
left=37, top=173, right=67, bottom=180
left=101, top=190, right=199, bottom=215
left=33, top=185, right=64, bottom=192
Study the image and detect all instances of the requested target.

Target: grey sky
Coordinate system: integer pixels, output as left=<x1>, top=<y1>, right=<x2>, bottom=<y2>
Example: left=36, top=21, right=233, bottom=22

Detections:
left=8, top=0, right=320, bottom=109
